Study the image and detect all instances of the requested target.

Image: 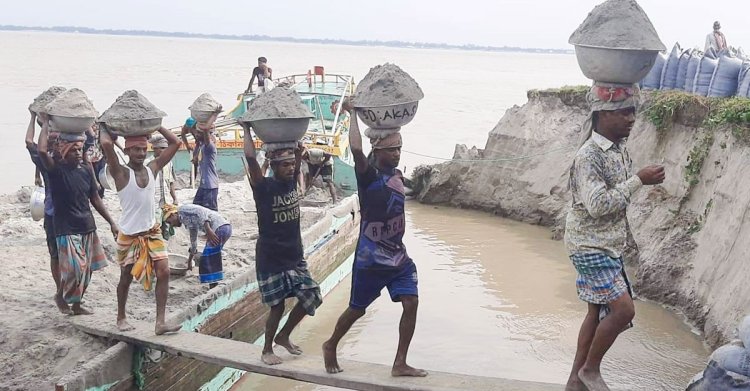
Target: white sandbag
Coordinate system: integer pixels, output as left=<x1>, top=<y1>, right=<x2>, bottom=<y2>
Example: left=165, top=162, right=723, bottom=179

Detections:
left=684, top=52, right=702, bottom=93
left=710, top=344, right=750, bottom=377
left=676, top=50, right=692, bottom=90
left=660, top=43, right=682, bottom=90
left=641, top=52, right=667, bottom=89
left=709, top=54, right=744, bottom=97
left=740, top=315, right=750, bottom=350
left=694, top=56, right=719, bottom=96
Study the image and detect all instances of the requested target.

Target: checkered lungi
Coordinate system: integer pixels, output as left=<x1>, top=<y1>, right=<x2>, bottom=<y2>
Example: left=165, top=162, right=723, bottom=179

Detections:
left=570, top=253, right=632, bottom=305
left=256, top=261, right=322, bottom=316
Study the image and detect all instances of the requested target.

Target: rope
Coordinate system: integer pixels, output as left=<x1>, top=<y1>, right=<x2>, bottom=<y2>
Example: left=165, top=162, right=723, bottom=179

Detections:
left=401, top=146, right=575, bottom=163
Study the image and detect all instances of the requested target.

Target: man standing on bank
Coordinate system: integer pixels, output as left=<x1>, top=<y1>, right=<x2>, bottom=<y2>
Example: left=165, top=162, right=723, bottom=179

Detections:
left=564, top=84, right=665, bottom=391
left=100, top=128, right=182, bottom=335
left=242, top=124, right=322, bottom=366
left=323, top=102, right=427, bottom=377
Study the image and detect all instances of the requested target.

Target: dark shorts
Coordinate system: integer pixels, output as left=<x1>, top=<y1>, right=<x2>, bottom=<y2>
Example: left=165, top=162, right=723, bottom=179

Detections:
left=310, top=164, right=333, bottom=182
left=193, top=187, right=218, bottom=211
left=349, top=261, right=418, bottom=310
left=43, top=214, right=58, bottom=259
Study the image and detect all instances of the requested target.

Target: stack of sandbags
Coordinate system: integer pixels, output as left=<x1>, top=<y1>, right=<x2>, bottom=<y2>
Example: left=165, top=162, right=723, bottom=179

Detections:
left=44, top=88, right=99, bottom=134
left=351, top=63, right=424, bottom=139
left=687, top=316, right=750, bottom=390
left=239, top=87, right=313, bottom=151
left=98, top=90, right=166, bottom=137
left=29, top=86, right=66, bottom=114
left=188, top=93, right=222, bottom=127
left=708, top=53, right=744, bottom=97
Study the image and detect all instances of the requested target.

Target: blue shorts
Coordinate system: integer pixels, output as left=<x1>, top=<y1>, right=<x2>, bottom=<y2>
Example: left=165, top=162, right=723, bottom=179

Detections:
left=193, top=187, right=218, bottom=211
left=349, top=261, right=418, bottom=310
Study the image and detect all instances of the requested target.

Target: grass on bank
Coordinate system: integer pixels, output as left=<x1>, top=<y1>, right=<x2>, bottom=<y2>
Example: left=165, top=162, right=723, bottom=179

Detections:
left=645, top=90, right=750, bottom=137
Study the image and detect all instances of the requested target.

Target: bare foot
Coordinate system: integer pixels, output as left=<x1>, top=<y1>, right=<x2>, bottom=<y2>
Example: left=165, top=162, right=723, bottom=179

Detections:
left=155, top=322, right=181, bottom=335
left=578, top=368, right=610, bottom=391
left=261, top=351, right=283, bottom=365
left=55, top=294, right=72, bottom=314
left=71, top=304, right=93, bottom=315
left=117, top=319, right=136, bottom=332
left=275, top=334, right=302, bottom=355
left=392, top=363, right=428, bottom=377
left=565, top=377, right=589, bottom=391
left=323, top=341, right=343, bottom=374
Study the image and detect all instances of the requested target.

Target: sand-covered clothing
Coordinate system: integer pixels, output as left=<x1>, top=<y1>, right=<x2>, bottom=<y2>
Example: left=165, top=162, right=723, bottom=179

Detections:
left=57, top=232, right=108, bottom=304
left=564, top=132, right=642, bottom=259
left=116, top=225, right=168, bottom=291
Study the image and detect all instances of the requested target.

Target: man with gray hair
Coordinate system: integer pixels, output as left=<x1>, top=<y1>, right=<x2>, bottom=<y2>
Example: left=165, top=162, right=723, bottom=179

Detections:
left=565, top=83, right=665, bottom=391
left=705, top=21, right=728, bottom=53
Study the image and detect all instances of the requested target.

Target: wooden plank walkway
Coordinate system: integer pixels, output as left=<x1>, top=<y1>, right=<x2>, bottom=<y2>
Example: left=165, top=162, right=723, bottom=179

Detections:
left=71, top=316, right=562, bottom=391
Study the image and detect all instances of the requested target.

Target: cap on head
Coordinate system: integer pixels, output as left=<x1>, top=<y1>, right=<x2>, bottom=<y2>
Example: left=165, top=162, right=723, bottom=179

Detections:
left=258, top=56, right=267, bottom=63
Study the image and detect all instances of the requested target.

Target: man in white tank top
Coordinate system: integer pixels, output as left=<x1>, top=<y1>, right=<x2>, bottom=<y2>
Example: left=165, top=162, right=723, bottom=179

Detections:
left=100, top=127, right=182, bottom=335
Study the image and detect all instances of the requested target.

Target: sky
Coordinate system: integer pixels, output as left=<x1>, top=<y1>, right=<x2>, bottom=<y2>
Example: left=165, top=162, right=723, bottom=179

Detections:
left=2, top=0, right=748, bottom=50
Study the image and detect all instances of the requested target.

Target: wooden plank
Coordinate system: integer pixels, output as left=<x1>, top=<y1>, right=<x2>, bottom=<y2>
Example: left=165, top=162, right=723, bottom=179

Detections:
left=70, top=316, right=561, bottom=391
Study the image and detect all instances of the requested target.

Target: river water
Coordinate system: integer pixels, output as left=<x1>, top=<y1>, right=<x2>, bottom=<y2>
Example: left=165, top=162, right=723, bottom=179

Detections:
left=236, top=204, right=708, bottom=391
left=1, top=32, right=709, bottom=389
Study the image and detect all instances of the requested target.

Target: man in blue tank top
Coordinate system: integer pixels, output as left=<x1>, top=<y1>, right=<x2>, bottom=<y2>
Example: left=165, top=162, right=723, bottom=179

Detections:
left=323, top=102, right=427, bottom=378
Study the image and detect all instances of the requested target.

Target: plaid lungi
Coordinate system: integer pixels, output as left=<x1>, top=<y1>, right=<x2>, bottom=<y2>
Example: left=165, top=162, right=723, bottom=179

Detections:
left=57, top=231, right=108, bottom=304
left=570, top=253, right=632, bottom=305
left=257, top=261, right=322, bottom=316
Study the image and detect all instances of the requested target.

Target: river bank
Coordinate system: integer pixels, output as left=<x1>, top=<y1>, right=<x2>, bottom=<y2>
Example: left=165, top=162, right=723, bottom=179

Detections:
left=0, top=179, right=333, bottom=391
left=411, top=87, right=750, bottom=349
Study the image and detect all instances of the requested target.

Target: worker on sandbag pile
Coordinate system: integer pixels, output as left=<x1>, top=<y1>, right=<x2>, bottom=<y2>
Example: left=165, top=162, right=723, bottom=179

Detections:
left=323, top=101, right=427, bottom=378
left=302, top=147, right=337, bottom=203
left=564, top=84, right=665, bottom=391
left=100, top=129, right=182, bottom=335
left=37, top=113, right=118, bottom=316
left=242, top=123, right=322, bottom=366
left=705, top=21, right=728, bottom=53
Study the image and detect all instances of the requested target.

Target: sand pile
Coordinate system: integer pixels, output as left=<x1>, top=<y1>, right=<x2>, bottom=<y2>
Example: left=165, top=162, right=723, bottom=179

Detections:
left=353, top=63, right=424, bottom=107
left=241, top=87, right=312, bottom=122
left=568, top=0, right=665, bottom=50
left=99, top=90, right=166, bottom=122
left=45, top=88, right=98, bottom=118
left=29, top=86, right=66, bottom=113
left=189, top=93, right=222, bottom=112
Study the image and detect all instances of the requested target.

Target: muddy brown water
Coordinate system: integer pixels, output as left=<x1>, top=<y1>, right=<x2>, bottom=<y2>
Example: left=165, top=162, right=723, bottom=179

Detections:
left=235, top=202, right=709, bottom=391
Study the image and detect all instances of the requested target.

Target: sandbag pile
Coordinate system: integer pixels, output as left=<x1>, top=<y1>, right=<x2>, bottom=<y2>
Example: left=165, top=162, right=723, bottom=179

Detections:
left=687, top=316, right=750, bottom=390
left=640, top=44, right=750, bottom=98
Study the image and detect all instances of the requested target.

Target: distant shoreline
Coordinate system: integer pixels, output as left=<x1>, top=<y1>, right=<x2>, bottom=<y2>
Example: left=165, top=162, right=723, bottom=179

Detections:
left=0, top=25, right=573, bottom=55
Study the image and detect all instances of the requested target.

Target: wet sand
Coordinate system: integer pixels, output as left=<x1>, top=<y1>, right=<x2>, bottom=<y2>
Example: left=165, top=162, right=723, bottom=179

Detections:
left=235, top=202, right=709, bottom=391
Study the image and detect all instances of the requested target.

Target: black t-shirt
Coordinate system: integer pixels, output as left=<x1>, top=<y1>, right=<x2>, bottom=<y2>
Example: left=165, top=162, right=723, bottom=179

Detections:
left=252, top=176, right=303, bottom=273
left=253, top=67, right=267, bottom=87
left=48, top=163, right=98, bottom=236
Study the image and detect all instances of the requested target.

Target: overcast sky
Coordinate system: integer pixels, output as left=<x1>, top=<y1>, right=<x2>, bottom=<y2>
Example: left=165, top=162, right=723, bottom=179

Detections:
left=3, top=0, right=748, bottom=50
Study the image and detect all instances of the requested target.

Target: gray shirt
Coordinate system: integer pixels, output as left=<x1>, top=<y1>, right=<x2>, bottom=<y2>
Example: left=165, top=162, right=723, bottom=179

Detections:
left=178, top=204, right=229, bottom=252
